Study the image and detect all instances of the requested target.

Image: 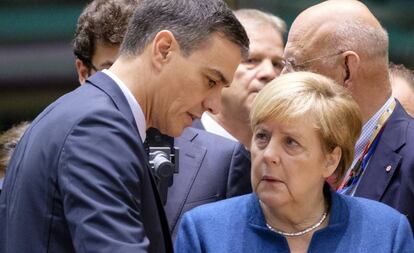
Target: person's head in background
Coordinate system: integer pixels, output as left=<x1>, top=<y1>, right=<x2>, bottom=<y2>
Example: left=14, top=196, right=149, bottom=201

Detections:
left=73, top=0, right=138, bottom=84
left=389, top=63, right=414, bottom=116
left=0, top=122, right=30, bottom=179
left=208, top=9, right=286, bottom=147
left=283, top=0, right=390, bottom=124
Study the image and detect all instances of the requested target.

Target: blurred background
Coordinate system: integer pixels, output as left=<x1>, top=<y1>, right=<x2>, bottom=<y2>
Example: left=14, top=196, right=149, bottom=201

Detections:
left=1, top=0, right=413, bottom=132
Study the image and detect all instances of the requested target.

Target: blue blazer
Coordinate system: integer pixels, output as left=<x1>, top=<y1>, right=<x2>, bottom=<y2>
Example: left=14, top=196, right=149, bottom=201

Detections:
left=165, top=127, right=251, bottom=239
left=175, top=190, right=414, bottom=253
left=0, top=72, right=172, bottom=253
left=355, top=101, right=414, bottom=230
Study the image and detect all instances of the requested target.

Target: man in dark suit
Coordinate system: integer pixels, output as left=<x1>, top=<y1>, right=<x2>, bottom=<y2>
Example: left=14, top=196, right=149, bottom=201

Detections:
left=283, top=0, right=414, bottom=230
left=165, top=9, right=287, bottom=239
left=166, top=127, right=251, bottom=238
left=0, top=0, right=136, bottom=193
left=0, top=0, right=249, bottom=252
left=71, top=0, right=252, bottom=241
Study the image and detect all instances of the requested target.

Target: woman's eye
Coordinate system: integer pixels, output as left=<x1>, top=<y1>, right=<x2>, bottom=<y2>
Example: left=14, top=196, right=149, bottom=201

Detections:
left=254, top=131, right=270, bottom=148
left=255, top=132, right=267, bottom=140
left=285, top=137, right=299, bottom=147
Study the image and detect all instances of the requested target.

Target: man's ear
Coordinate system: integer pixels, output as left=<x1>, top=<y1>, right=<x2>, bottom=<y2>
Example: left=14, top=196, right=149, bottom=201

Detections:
left=151, top=30, right=178, bottom=70
left=323, top=146, right=342, bottom=178
left=75, top=58, right=90, bottom=85
left=342, top=51, right=360, bottom=88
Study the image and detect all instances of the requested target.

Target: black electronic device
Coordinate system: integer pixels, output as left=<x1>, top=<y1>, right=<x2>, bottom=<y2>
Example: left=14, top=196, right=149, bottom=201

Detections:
left=145, top=128, right=179, bottom=205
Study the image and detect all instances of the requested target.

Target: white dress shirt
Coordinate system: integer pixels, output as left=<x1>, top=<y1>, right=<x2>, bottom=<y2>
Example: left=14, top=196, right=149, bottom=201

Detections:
left=102, top=69, right=146, bottom=142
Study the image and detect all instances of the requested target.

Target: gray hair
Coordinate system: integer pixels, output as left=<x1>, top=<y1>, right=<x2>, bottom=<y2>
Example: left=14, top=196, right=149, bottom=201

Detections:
left=234, top=8, right=286, bottom=36
left=120, top=0, right=249, bottom=58
left=389, top=62, right=414, bottom=91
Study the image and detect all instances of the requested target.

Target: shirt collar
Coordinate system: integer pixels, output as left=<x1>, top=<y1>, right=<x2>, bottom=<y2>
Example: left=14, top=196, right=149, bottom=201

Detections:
left=102, top=69, right=146, bottom=142
left=352, top=96, right=395, bottom=166
left=200, top=112, right=237, bottom=142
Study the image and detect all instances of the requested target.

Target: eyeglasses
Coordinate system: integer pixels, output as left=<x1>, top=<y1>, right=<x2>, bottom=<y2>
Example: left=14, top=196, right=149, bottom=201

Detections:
left=282, top=51, right=345, bottom=73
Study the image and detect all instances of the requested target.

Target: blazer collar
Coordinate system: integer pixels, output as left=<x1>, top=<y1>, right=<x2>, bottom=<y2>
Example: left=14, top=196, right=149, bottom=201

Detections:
left=248, top=185, right=349, bottom=236
left=86, top=72, right=140, bottom=140
left=354, top=101, right=408, bottom=199
left=191, top=119, right=205, bottom=130
left=379, top=100, right=408, bottom=152
left=179, top=126, right=200, bottom=142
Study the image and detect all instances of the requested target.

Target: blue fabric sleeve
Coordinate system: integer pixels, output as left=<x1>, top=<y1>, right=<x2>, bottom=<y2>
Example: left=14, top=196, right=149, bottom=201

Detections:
left=392, top=215, right=414, bottom=253
left=174, top=213, right=202, bottom=253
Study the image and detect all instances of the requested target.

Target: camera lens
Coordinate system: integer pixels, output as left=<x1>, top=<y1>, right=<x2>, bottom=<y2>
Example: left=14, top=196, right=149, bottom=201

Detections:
left=151, top=151, right=174, bottom=178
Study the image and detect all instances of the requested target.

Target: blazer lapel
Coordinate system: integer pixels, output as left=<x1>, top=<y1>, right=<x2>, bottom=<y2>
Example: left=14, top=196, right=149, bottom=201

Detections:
left=355, top=103, right=407, bottom=200
left=166, top=128, right=207, bottom=232
left=191, top=119, right=205, bottom=130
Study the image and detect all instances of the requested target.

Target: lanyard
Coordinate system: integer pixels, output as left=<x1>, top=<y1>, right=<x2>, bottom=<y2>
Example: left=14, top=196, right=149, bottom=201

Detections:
left=337, top=100, right=396, bottom=192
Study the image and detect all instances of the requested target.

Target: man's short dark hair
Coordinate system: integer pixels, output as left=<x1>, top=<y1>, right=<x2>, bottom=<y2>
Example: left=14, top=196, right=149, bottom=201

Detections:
left=73, top=0, right=138, bottom=69
left=120, top=0, right=249, bottom=58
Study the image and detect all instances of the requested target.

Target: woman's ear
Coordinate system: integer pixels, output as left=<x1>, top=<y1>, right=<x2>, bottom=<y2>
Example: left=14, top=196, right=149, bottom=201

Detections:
left=323, top=146, right=342, bottom=178
left=151, top=30, right=179, bottom=70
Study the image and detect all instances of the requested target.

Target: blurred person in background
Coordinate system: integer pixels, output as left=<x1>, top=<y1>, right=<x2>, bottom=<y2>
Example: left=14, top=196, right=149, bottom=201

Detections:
left=73, top=0, right=138, bottom=83
left=198, top=8, right=286, bottom=149
left=175, top=72, right=414, bottom=253
left=283, top=0, right=414, bottom=230
left=0, top=121, right=29, bottom=192
left=389, top=62, right=414, bottom=116
left=0, top=0, right=249, bottom=252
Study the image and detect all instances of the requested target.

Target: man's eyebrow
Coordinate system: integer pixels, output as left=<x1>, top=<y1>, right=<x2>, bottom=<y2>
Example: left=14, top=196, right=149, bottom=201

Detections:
left=208, top=68, right=230, bottom=87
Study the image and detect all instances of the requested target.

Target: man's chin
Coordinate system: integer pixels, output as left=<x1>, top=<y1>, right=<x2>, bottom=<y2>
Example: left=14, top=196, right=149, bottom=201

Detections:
left=161, top=125, right=186, bottom=138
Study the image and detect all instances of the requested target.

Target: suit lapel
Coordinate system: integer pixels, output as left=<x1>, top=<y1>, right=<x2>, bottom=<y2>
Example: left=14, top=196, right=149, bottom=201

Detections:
left=192, top=119, right=205, bottom=130
left=355, top=102, right=407, bottom=200
left=167, top=128, right=207, bottom=231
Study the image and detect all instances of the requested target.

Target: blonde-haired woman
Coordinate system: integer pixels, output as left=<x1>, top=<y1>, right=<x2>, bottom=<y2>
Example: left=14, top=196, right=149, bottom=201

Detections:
left=174, top=72, right=414, bottom=253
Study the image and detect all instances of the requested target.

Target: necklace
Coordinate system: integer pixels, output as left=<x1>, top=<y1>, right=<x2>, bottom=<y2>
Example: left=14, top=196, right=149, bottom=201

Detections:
left=266, top=211, right=328, bottom=237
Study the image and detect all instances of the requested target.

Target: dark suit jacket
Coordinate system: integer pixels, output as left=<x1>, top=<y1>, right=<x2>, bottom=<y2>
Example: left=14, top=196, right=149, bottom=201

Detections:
left=165, top=127, right=251, bottom=239
left=355, top=100, right=414, bottom=231
left=0, top=72, right=172, bottom=253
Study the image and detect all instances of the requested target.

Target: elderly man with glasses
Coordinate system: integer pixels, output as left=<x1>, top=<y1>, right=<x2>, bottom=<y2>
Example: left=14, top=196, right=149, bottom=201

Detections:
left=283, top=0, right=414, bottom=231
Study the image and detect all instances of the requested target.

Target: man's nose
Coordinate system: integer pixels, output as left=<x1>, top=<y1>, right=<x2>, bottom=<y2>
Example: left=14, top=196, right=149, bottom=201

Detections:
left=203, top=87, right=222, bottom=115
left=257, top=59, right=279, bottom=83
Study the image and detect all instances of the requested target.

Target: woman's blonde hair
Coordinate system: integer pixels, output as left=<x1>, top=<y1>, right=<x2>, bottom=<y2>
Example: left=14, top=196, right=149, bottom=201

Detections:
left=250, top=72, right=362, bottom=186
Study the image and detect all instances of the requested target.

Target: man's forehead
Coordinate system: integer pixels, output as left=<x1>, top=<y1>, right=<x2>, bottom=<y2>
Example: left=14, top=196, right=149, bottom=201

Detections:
left=285, top=21, right=332, bottom=60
